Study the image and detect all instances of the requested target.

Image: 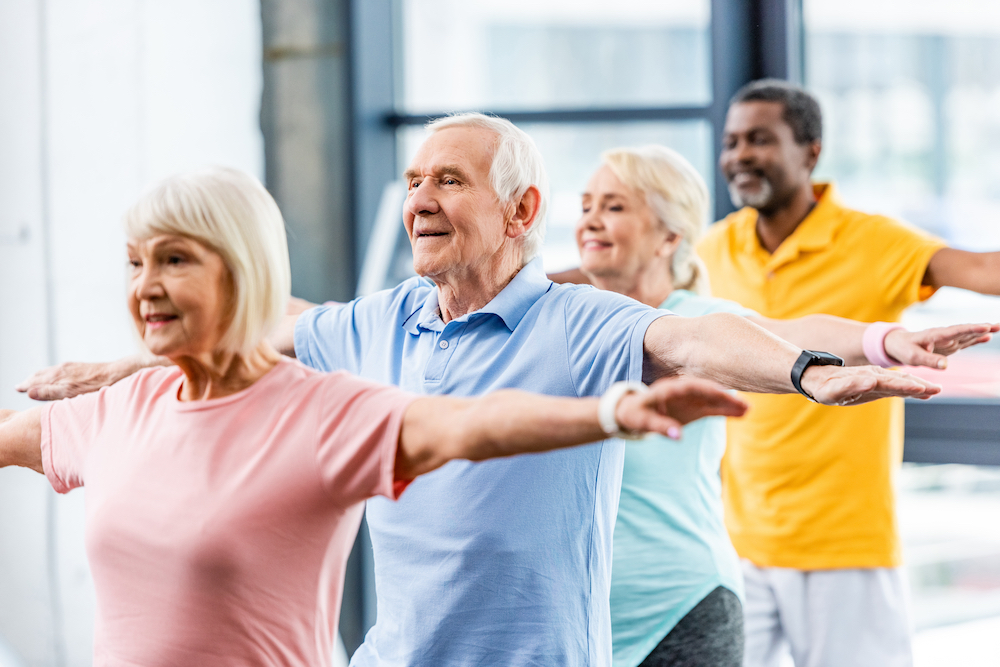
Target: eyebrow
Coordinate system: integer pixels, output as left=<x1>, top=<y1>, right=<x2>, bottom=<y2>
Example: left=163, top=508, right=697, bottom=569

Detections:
left=402, top=164, right=473, bottom=183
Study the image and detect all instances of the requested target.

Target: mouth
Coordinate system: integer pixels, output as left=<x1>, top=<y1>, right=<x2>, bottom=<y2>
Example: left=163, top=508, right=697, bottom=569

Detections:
left=144, top=313, right=178, bottom=330
left=729, top=170, right=765, bottom=188
left=580, top=239, right=612, bottom=252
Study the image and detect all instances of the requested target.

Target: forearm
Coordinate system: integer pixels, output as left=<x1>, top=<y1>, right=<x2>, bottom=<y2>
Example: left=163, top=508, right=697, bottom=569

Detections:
left=398, top=392, right=604, bottom=478
left=925, top=248, right=1000, bottom=295
left=0, top=408, right=44, bottom=473
left=750, top=315, right=868, bottom=365
left=645, top=313, right=801, bottom=393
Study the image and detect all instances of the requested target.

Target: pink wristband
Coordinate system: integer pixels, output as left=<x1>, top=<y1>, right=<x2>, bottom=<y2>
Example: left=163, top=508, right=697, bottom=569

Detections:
left=863, top=322, right=905, bottom=367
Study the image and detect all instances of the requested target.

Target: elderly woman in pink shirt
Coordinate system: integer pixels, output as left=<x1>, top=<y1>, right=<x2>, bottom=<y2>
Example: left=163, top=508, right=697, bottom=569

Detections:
left=0, top=168, right=747, bottom=667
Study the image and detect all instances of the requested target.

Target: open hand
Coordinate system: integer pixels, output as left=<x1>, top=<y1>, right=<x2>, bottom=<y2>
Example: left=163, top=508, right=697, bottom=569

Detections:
left=15, top=355, right=165, bottom=401
left=884, top=323, right=999, bottom=369
left=801, top=365, right=941, bottom=406
left=616, top=377, right=749, bottom=440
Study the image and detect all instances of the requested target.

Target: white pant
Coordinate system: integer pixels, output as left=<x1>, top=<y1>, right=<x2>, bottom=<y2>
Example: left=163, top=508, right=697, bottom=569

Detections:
left=741, top=560, right=913, bottom=667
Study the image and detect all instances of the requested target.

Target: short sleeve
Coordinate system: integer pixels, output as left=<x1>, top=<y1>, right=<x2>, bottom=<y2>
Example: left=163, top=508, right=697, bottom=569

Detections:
left=314, top=372, right=417, bottom=508
left=294, top=302, right=365, bottom=374
left=861, top=216, right=947, bottom=309
left=561, top=286, right=669, bottom=397
left=41, top=389, right=107, bottom=493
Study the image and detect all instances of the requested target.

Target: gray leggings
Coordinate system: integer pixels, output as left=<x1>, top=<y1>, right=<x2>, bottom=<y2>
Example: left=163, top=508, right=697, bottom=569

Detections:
left=638, top=586, right=744, bottom=667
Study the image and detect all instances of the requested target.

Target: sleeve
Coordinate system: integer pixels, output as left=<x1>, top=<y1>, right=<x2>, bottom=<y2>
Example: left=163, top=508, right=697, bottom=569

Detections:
left=294, top=302, right=365, bottom=374
left=40, top=388, right=110, bottom=493
left=314, top=372, right=418, bottom=508
left=864, top=216, right=947, bottom=310
left=561, top=286, right=671, bottom=397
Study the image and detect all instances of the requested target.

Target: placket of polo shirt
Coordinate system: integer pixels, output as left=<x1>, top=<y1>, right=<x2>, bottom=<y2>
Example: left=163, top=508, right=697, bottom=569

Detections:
left=423, top=319, right=468, bottom=383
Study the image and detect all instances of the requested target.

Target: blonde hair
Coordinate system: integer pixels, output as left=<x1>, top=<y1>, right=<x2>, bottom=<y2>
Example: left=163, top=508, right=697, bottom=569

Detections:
left=602, top=146, right=711, bottom=296
left=426, top=113, right=549, bottom=265
left=124, top=167, right=291, bottom=357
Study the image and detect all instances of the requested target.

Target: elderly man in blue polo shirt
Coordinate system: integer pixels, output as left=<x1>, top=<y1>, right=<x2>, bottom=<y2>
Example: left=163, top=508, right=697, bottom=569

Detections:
left=20, top=113, right=938, bottom=666
left=292, top=114, right=936, bottom=667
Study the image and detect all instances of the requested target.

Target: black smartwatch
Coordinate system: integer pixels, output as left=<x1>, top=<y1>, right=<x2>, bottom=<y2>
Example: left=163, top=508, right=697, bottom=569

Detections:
left=791, top=350, right=845, bottom=402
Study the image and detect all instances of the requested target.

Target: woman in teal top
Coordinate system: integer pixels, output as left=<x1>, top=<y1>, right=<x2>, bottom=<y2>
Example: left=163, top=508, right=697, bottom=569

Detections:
left=553, top=145, right=989, bottom=667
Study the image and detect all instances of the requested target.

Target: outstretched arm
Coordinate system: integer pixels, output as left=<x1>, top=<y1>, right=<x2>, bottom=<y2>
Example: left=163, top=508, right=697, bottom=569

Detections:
left=750, top=315, right=997, bottom=368
left=924, top=248, right=1000, bottom=294
left=18, top=296, right=325, bottom=400
left=642, top=313, right=942, bottom=406
left=395, top=377, right=748, bottom=480
left=0, top=408, right=44, bottom=473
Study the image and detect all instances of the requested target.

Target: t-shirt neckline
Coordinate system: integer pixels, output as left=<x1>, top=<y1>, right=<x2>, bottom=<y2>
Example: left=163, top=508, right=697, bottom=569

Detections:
left=169, top=357, right=293, bottom=413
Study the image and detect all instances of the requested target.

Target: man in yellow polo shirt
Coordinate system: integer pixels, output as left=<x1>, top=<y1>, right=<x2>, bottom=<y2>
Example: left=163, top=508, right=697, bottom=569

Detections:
left=698, top=79, right=1000, bottom=667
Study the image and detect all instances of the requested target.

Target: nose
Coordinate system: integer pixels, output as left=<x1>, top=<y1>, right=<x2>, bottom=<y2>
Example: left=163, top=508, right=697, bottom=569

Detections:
left=577, top=206, right=604, bottom=233
left=132, top=264, right=165, bottom=301
left=405, top=180, right=440, bottom=218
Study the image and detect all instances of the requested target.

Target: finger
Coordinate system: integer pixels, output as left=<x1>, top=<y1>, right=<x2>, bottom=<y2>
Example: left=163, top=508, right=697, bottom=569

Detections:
left=27, top=386, right=67, bottom=401
left=641, top=413, right=684, bottom=440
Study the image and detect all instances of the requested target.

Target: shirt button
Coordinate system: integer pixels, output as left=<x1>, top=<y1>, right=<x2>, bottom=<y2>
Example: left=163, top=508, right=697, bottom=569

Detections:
left=439, top=340, right=449, bottom=349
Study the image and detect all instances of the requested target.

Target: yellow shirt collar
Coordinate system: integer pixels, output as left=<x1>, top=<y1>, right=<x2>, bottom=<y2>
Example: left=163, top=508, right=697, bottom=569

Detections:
left=737, top=182, right=843, bottom=271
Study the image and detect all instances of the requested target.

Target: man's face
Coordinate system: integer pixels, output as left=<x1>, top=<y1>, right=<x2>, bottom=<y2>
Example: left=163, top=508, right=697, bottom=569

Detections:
left=402, top=126, right=511, bottom=281
left=719, top=101, right=819, bottom=213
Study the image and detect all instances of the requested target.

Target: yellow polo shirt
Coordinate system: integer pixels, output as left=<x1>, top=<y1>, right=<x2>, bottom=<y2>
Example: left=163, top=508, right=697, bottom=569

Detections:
left=697, top=183, right=947, bottom=569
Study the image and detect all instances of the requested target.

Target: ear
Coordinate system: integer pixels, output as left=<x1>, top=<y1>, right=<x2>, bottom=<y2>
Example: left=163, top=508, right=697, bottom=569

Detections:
left=505, top=185, right=542, bottom=240
left=804, top=140, right=822, bottom=173
left=654, top=231, right=683, bottom=261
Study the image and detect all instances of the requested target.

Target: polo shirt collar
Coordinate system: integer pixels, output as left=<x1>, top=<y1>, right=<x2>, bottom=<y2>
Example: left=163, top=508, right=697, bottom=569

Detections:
left=739, top=182, right=843, bottom=270
left=402, top=257, right=553, bottom=334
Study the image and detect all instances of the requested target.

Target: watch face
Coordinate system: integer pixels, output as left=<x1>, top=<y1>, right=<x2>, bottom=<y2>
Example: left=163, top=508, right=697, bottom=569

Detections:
left=809, top=350, right=846, bottom=366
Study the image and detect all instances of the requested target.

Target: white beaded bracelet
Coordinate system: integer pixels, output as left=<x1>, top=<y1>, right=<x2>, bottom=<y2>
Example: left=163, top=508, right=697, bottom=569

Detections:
left=598, top=381, right=650, bottom=440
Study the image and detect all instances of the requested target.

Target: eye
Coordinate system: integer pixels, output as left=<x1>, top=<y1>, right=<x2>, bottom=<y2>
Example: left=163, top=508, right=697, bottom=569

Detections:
left=167, top=255, right=185, bottom=265
left=128, top=258, right=141, bottom=269
left=581, top=205, right=591, bottom=213
left=408, top=179, right=421, bottom=190
left=609, top=204, right=624, bottom=212
left=443, top=178, right=458, bottom=186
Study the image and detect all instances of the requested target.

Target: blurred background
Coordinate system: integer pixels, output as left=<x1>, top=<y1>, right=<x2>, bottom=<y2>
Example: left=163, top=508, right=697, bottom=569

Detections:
left=1, top=0, right=999, bottom=665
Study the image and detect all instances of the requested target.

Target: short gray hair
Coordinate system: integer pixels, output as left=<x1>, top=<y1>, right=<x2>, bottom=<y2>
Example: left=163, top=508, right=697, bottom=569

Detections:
left=124, top=167, right=291, bottom=357
left=426, top=113, right=549, bottom=264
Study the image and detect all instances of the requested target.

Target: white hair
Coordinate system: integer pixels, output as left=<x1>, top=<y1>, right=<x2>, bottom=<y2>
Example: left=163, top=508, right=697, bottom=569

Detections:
left=124, top=167, right=291, bottom=357
left=426, top=113, right=549, bottom=265
left=602, top=145, right=712, bottom=296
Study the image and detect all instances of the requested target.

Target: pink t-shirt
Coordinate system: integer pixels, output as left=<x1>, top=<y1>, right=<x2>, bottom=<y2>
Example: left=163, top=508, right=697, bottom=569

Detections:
left=40, top=357, right=415, bottom=667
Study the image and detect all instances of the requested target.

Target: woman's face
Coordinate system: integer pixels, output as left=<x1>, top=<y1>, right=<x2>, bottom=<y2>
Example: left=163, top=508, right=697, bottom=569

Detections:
left=576, top=165, right=673, bottom=282
left=127, top=234, right=234, bottom=359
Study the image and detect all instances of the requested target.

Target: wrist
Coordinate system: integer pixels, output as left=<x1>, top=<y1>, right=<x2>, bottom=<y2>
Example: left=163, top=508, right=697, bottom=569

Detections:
left=598, top=381, right=649, bottom=440
left=863, top=322, right=905, bottom=367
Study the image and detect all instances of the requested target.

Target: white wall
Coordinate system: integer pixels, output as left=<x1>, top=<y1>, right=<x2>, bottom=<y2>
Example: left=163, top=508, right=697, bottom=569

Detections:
left=0, top=1, right=263, bottom=664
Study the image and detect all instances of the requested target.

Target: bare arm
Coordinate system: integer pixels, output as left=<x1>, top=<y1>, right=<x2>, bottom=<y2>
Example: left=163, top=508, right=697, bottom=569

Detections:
left=924, top=248, right=1000, bottom=294
left=0, top=408, right=44, bottom=473
left=642, top=313, right=942, bottom=405
left=748, top=315, right=998, bottom=368
left=395, top=377, right=748, bottom=479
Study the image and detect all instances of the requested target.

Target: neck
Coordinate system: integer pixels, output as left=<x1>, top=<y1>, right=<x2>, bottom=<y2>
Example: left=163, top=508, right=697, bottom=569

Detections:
left=586, top=263, right=675, bottom=309
left=432, top=251, right=524, bottom=323
left=172, top=341, right=283, bottom=401
left=755, top=183, right=818, bottom=254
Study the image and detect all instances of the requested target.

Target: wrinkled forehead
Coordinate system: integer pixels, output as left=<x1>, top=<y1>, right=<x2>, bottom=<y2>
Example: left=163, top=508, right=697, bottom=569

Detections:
left=407, top=126, right=496, bottom=181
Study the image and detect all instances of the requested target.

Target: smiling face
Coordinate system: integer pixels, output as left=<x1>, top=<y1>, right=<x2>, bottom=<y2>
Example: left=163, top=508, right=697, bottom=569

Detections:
left=576, top=165, right=673, bottom=283
left=720, top=101, right=819, bottom=213
left=402, top=126, right=515, bottom=281
left=127, top=234, right=234, bottom=359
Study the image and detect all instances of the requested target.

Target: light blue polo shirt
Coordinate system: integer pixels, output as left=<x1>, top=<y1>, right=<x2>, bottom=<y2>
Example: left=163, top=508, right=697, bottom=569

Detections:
left=611, top=290, right=754, bottom=667
left=294, top=257, right=668, bottom=667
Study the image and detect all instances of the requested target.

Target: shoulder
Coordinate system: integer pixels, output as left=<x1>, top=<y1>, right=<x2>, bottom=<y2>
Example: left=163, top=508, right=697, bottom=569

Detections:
left=834, top=208, right=944, bottom=248
left=553, top=282, right=655, bottom=316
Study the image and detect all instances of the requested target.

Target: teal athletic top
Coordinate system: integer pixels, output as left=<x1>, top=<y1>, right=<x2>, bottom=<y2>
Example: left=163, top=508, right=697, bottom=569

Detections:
left=610, top=289, right=755, bottom=667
